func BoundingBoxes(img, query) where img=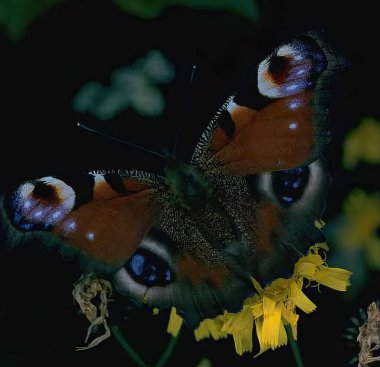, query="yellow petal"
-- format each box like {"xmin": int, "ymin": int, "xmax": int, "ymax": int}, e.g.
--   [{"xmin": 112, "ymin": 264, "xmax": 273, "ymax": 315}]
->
[
  {"xmin": 223, "ymin": 308, "xmax": 252, "ymax": 333},
  {"xmin": 251, "ymin": 303, "xmax": 263, "ymax": 319},
  {"xmin": 262, "ymin": 301, "xmax": 282, "ymax": 348},
  {"xmin": 289, "ymin": 281, "xmax": 316, "ymax": 314},
  {"xmin": 277, "ymin": 322, "xmax": 288, "ymax": 348},
  {"xmin": 243, "ymin": 293, "xmax": 260, "ymax": 307},
  {"xmin": 282, "ymin": 306, "xmax": 299, "ymax": 340},
  {"xmin": 282, "ymin": 306, "xmax": 299, "ymax": 325},
  {"xmin": 294, "ymin": 261, "xmax": 317, "ymax": 278},
  {"xmin": 251, "ymin": 277, "xmax": 265, "ymax": 295},
  {"xmin": 254, "ymin": 317, "xmax": 270, "ymax": 357},
  {"xmin": 167, "ymin": 307, "xmax": 183, "ymax": 337},
  {"xmin": 194, "ymin": 317, "xmax": 227, "ymax": 341},
  {"xmin": 314, "ymin": 219, "xmax": 326, "ymax": 229},
  {"xmin": 262, "ymin": 296, "xmax": 276, "ymax": 316},
  {"xmin": 311, "ymin": 267, "xmax": 353, "ymax": 291},
  {"xmin": 221, "ymin": 308, "xmax": 254, "ymax": 355},
  {"xmin": 231, "ymin": 313, "xmax": 254, "ymax": 355},
  {"xmin": 266, "ymin": 278, "xmax": 290, "ymax": 300},
  {"xmin": 297, "ymin": 253, "xmax": 325, "ymax": 267}
]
